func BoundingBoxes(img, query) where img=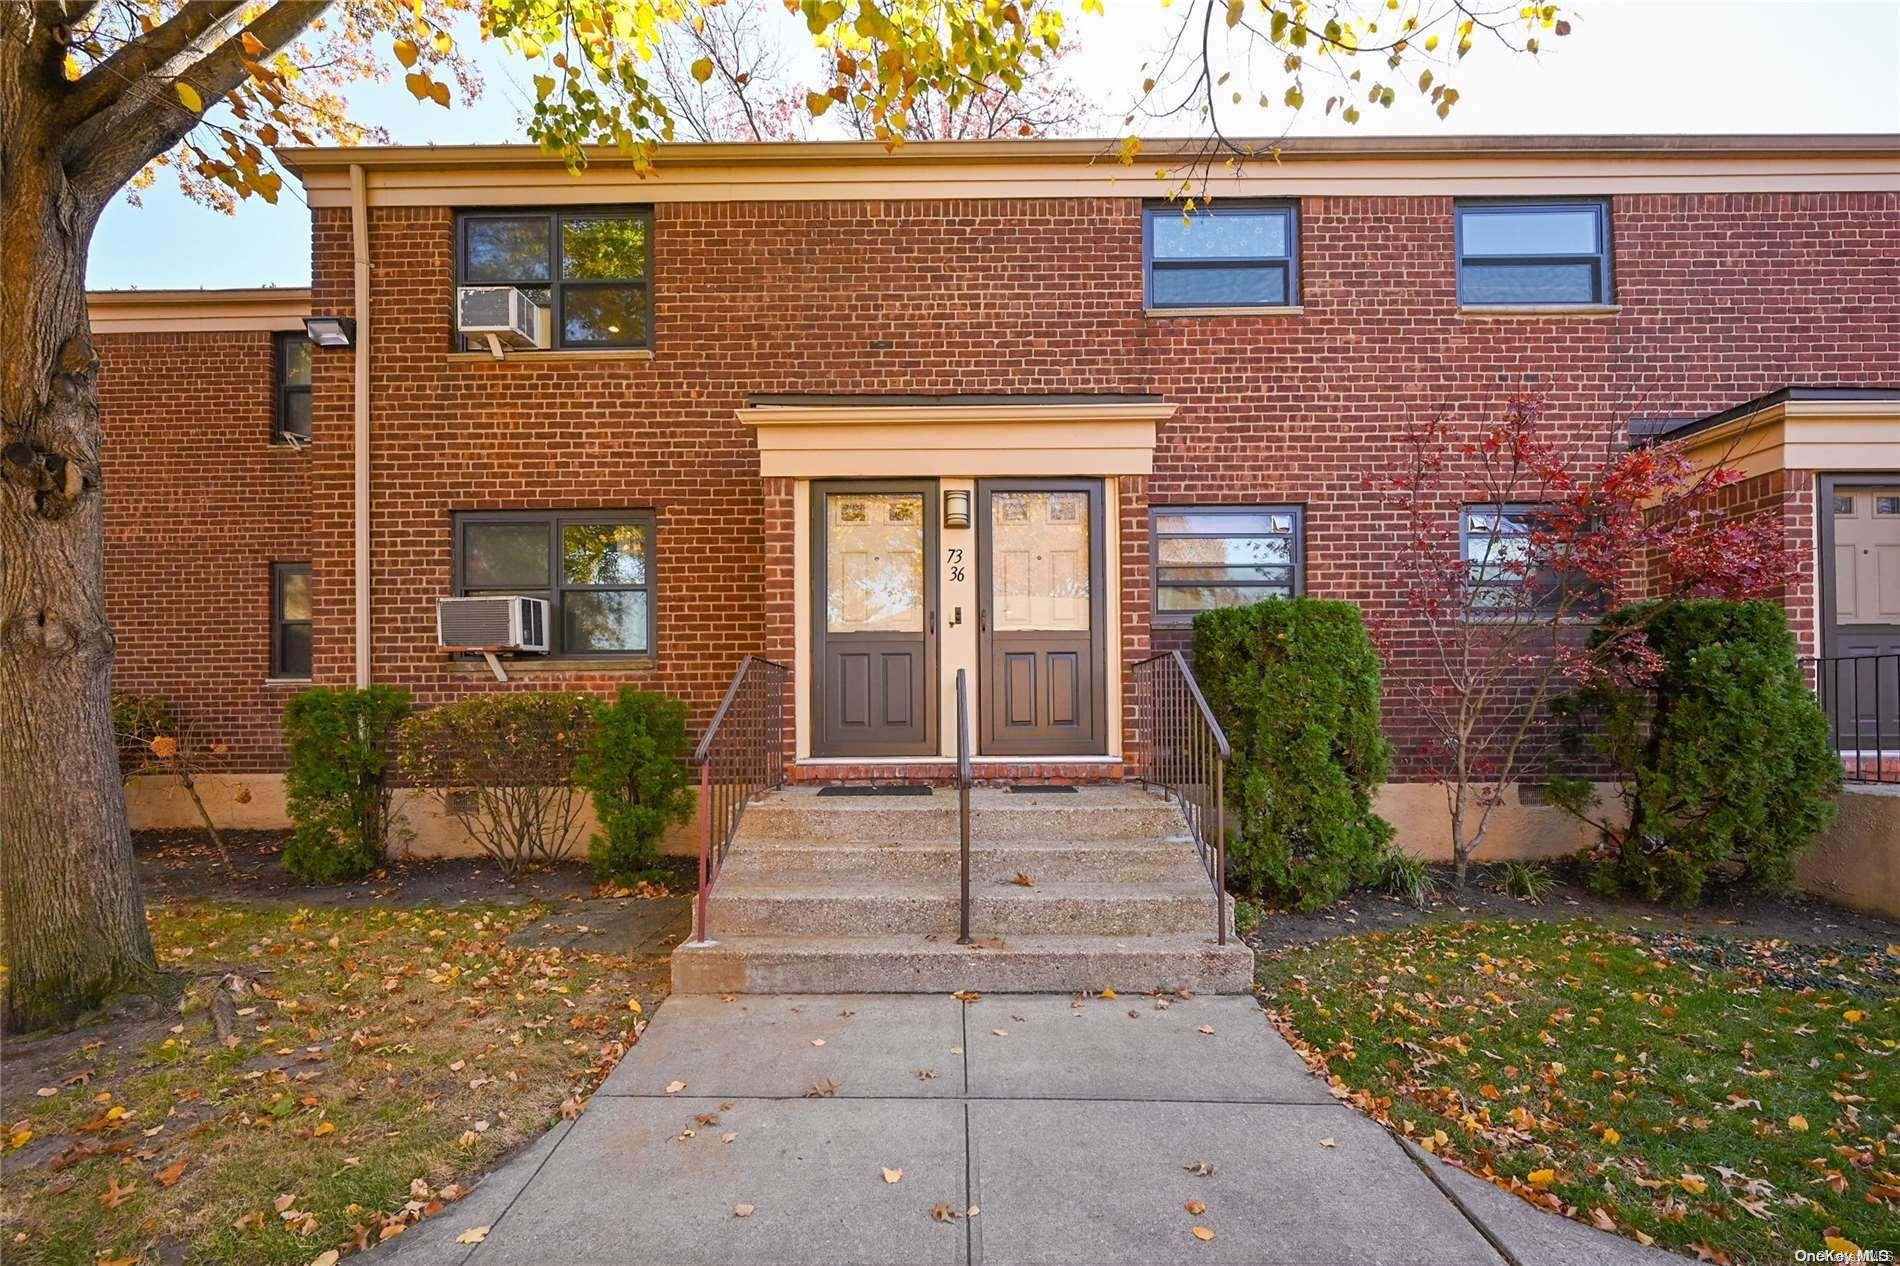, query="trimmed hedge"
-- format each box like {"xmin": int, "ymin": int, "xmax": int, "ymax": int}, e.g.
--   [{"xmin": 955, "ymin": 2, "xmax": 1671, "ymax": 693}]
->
[
  {"xmin": 574, "ymin": 687, "xmax": 696, "ymax": 884},
  {"xmin": 1551, "ymin": 599, "xmax": 1840, "ymax": 905},
  {"xmin": 282, "ymin": 686, "xmax": 413, "ymax": 883},
  {"xmin": 1193, "ymin": 598, "xmax": 1394, "ymax": 910}
]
